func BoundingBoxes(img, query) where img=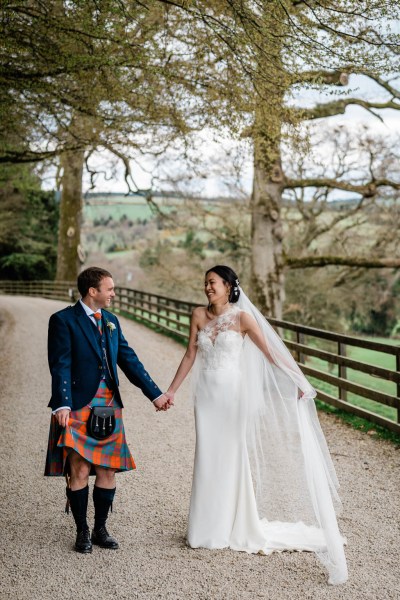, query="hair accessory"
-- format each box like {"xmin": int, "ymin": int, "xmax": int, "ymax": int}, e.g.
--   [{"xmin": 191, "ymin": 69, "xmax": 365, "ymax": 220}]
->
[{"xmin": 233, "ymin": 278, "xmax": 240, "ymax": 295}]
